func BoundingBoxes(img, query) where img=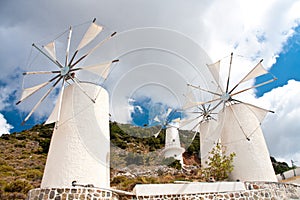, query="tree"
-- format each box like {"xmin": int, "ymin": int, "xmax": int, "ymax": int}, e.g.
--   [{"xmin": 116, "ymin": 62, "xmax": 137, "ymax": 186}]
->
[{"xmin": 202, "ymin": 143, "xmax": 235, "ymax": 181}]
